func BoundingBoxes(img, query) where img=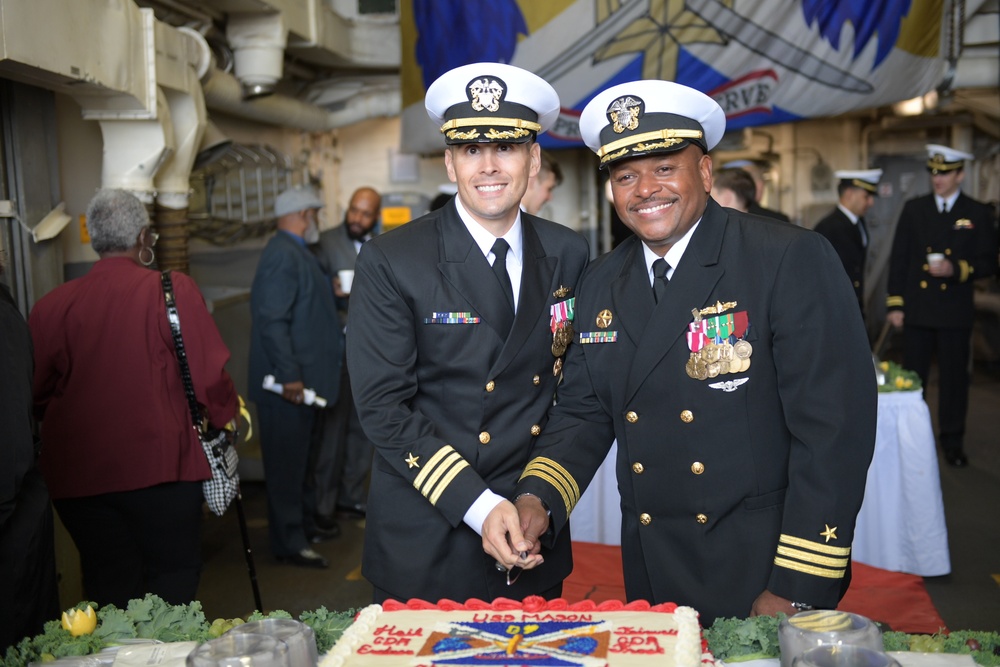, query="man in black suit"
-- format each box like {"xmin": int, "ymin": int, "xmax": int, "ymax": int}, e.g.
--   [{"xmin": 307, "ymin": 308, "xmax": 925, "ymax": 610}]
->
[
  {"xmin": 723, "ymin": 159, "xmax": 791, "ymax": 222},
  {"xmin": 887, "ymin": 144, "xmax": 999, "ymax": 467},
  {"xmin": 508, "ymin": 80, "xmax": 876, "ymax": 625},
  {"xmin": 312, "ymin": 187, "xmax": 381, "ymax": 522},
  {"xmin": 347, "ymin": 62, "xmax": 589, "ymax": 603},
  {"xmin": 814, "ymin": 169, "xmax": 882, "ymax": 312},
  {"xmin": 249, "ymin": 186, "xmax": 343, "ymax": 568}
]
